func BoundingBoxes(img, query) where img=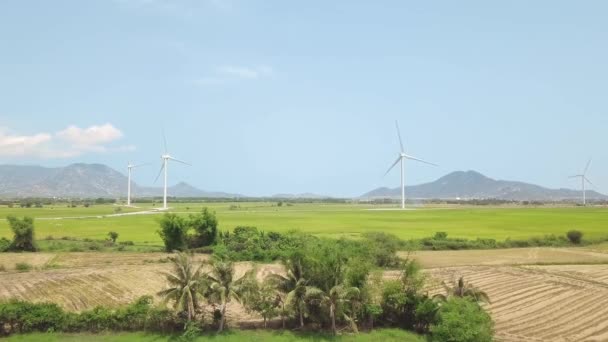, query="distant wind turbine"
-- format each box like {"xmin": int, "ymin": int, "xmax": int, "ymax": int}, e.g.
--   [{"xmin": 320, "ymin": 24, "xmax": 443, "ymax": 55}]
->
[
  {"xmin": 154, "ymin": 133, "xmax": 191, "ymax": 210},
  {"xmin": 569, "ymin": 159, "xmax": 594, "ymax": 206},
  {"xmin": 384, "ymin": 121, "xmax": 437, "ymax": 209},
  {"xmin": 127, "ymin": 162, "xmax": 148, "ymax": 206}
]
